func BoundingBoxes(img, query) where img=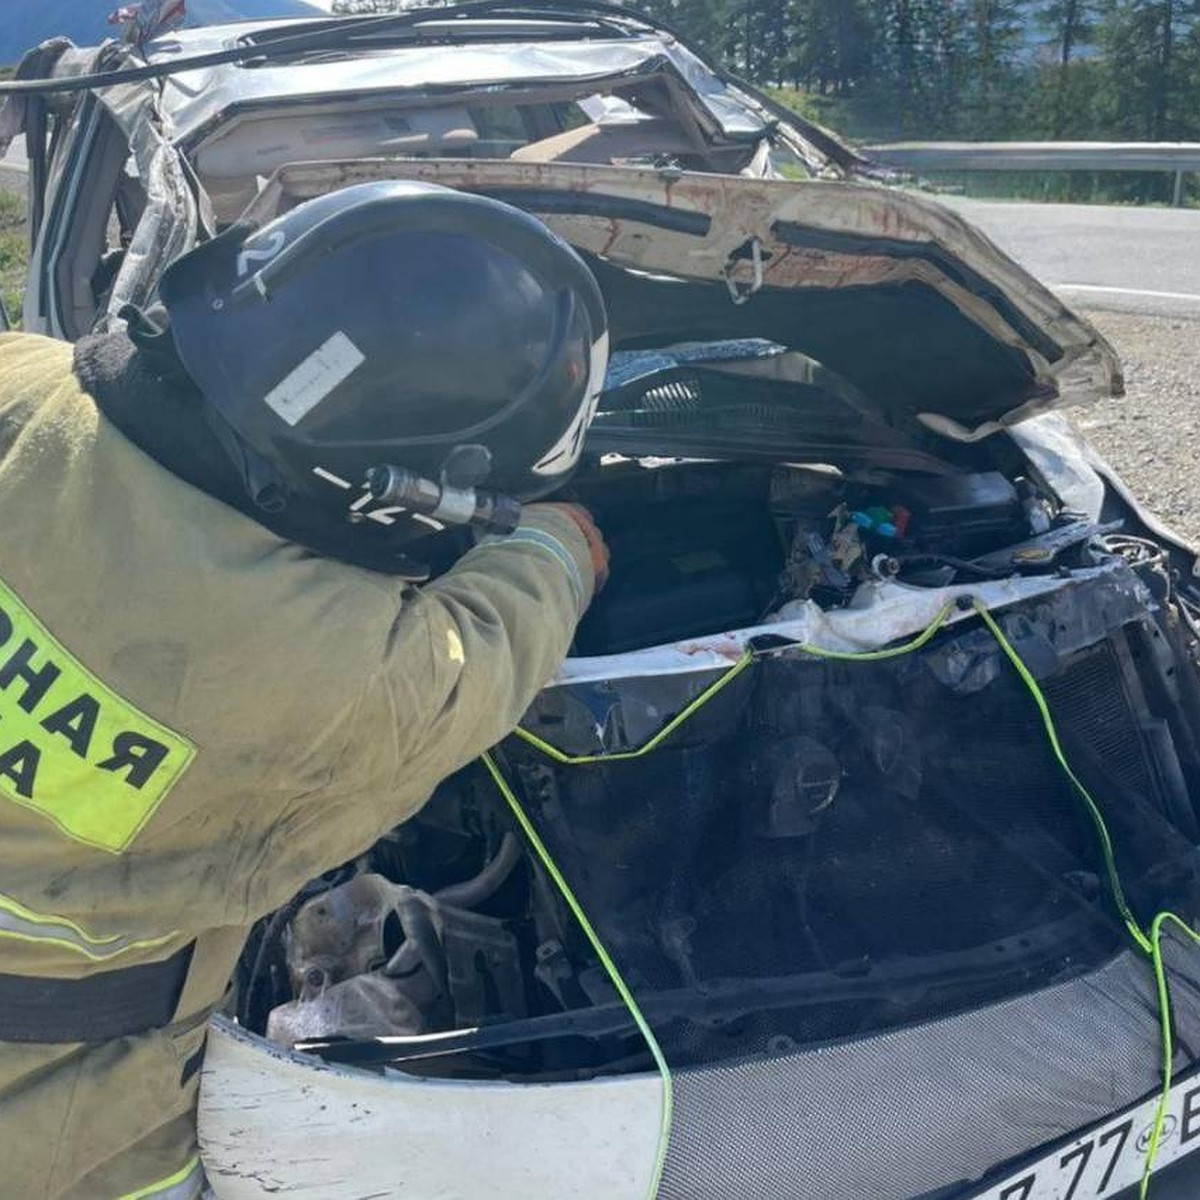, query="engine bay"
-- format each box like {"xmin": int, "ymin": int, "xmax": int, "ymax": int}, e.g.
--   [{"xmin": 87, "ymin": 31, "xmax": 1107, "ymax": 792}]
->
[
  {"xmin": 567, "ymin": 457, "xmax": 1058, "ymax": 656},
  {"xmin": 229, "ymin": 423, "xmax": 1200, "ymax": 1085},
  {"xmin": 218, "ymin": 287, "xmax": 1200, "ymax": 1090}
]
